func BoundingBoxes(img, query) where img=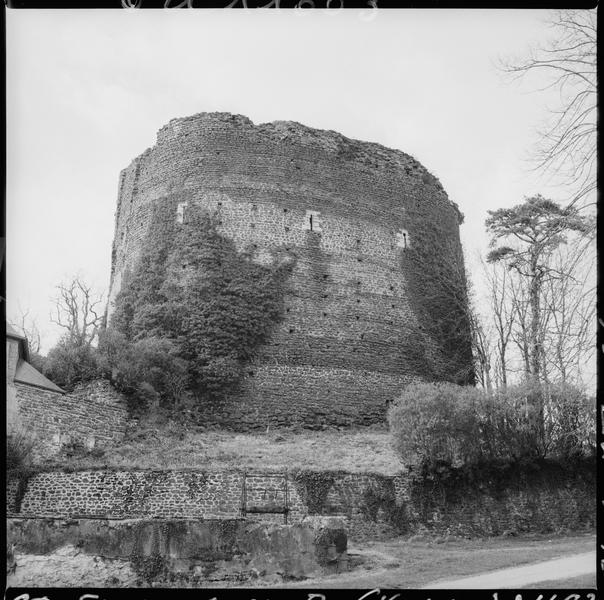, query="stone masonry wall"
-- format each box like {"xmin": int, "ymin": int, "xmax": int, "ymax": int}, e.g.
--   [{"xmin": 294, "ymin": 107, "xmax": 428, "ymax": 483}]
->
[
  {"xmin": 10, "ymin": 462, "xmax": 595, "ymax": 539},
  {"xmin": 107, "ymin": 112, "xmax": 471, "ymax": 428},
  {"xmin": 17, "ymin": 471, "xmax": 242, "ymax": 519},
  {"xmin": 15, "ymin": 380, "xmax": 129, "ymax": 456},
  {"xmin": 198, "ymin": 367, "xmax": 414, "ymax": 430}
]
